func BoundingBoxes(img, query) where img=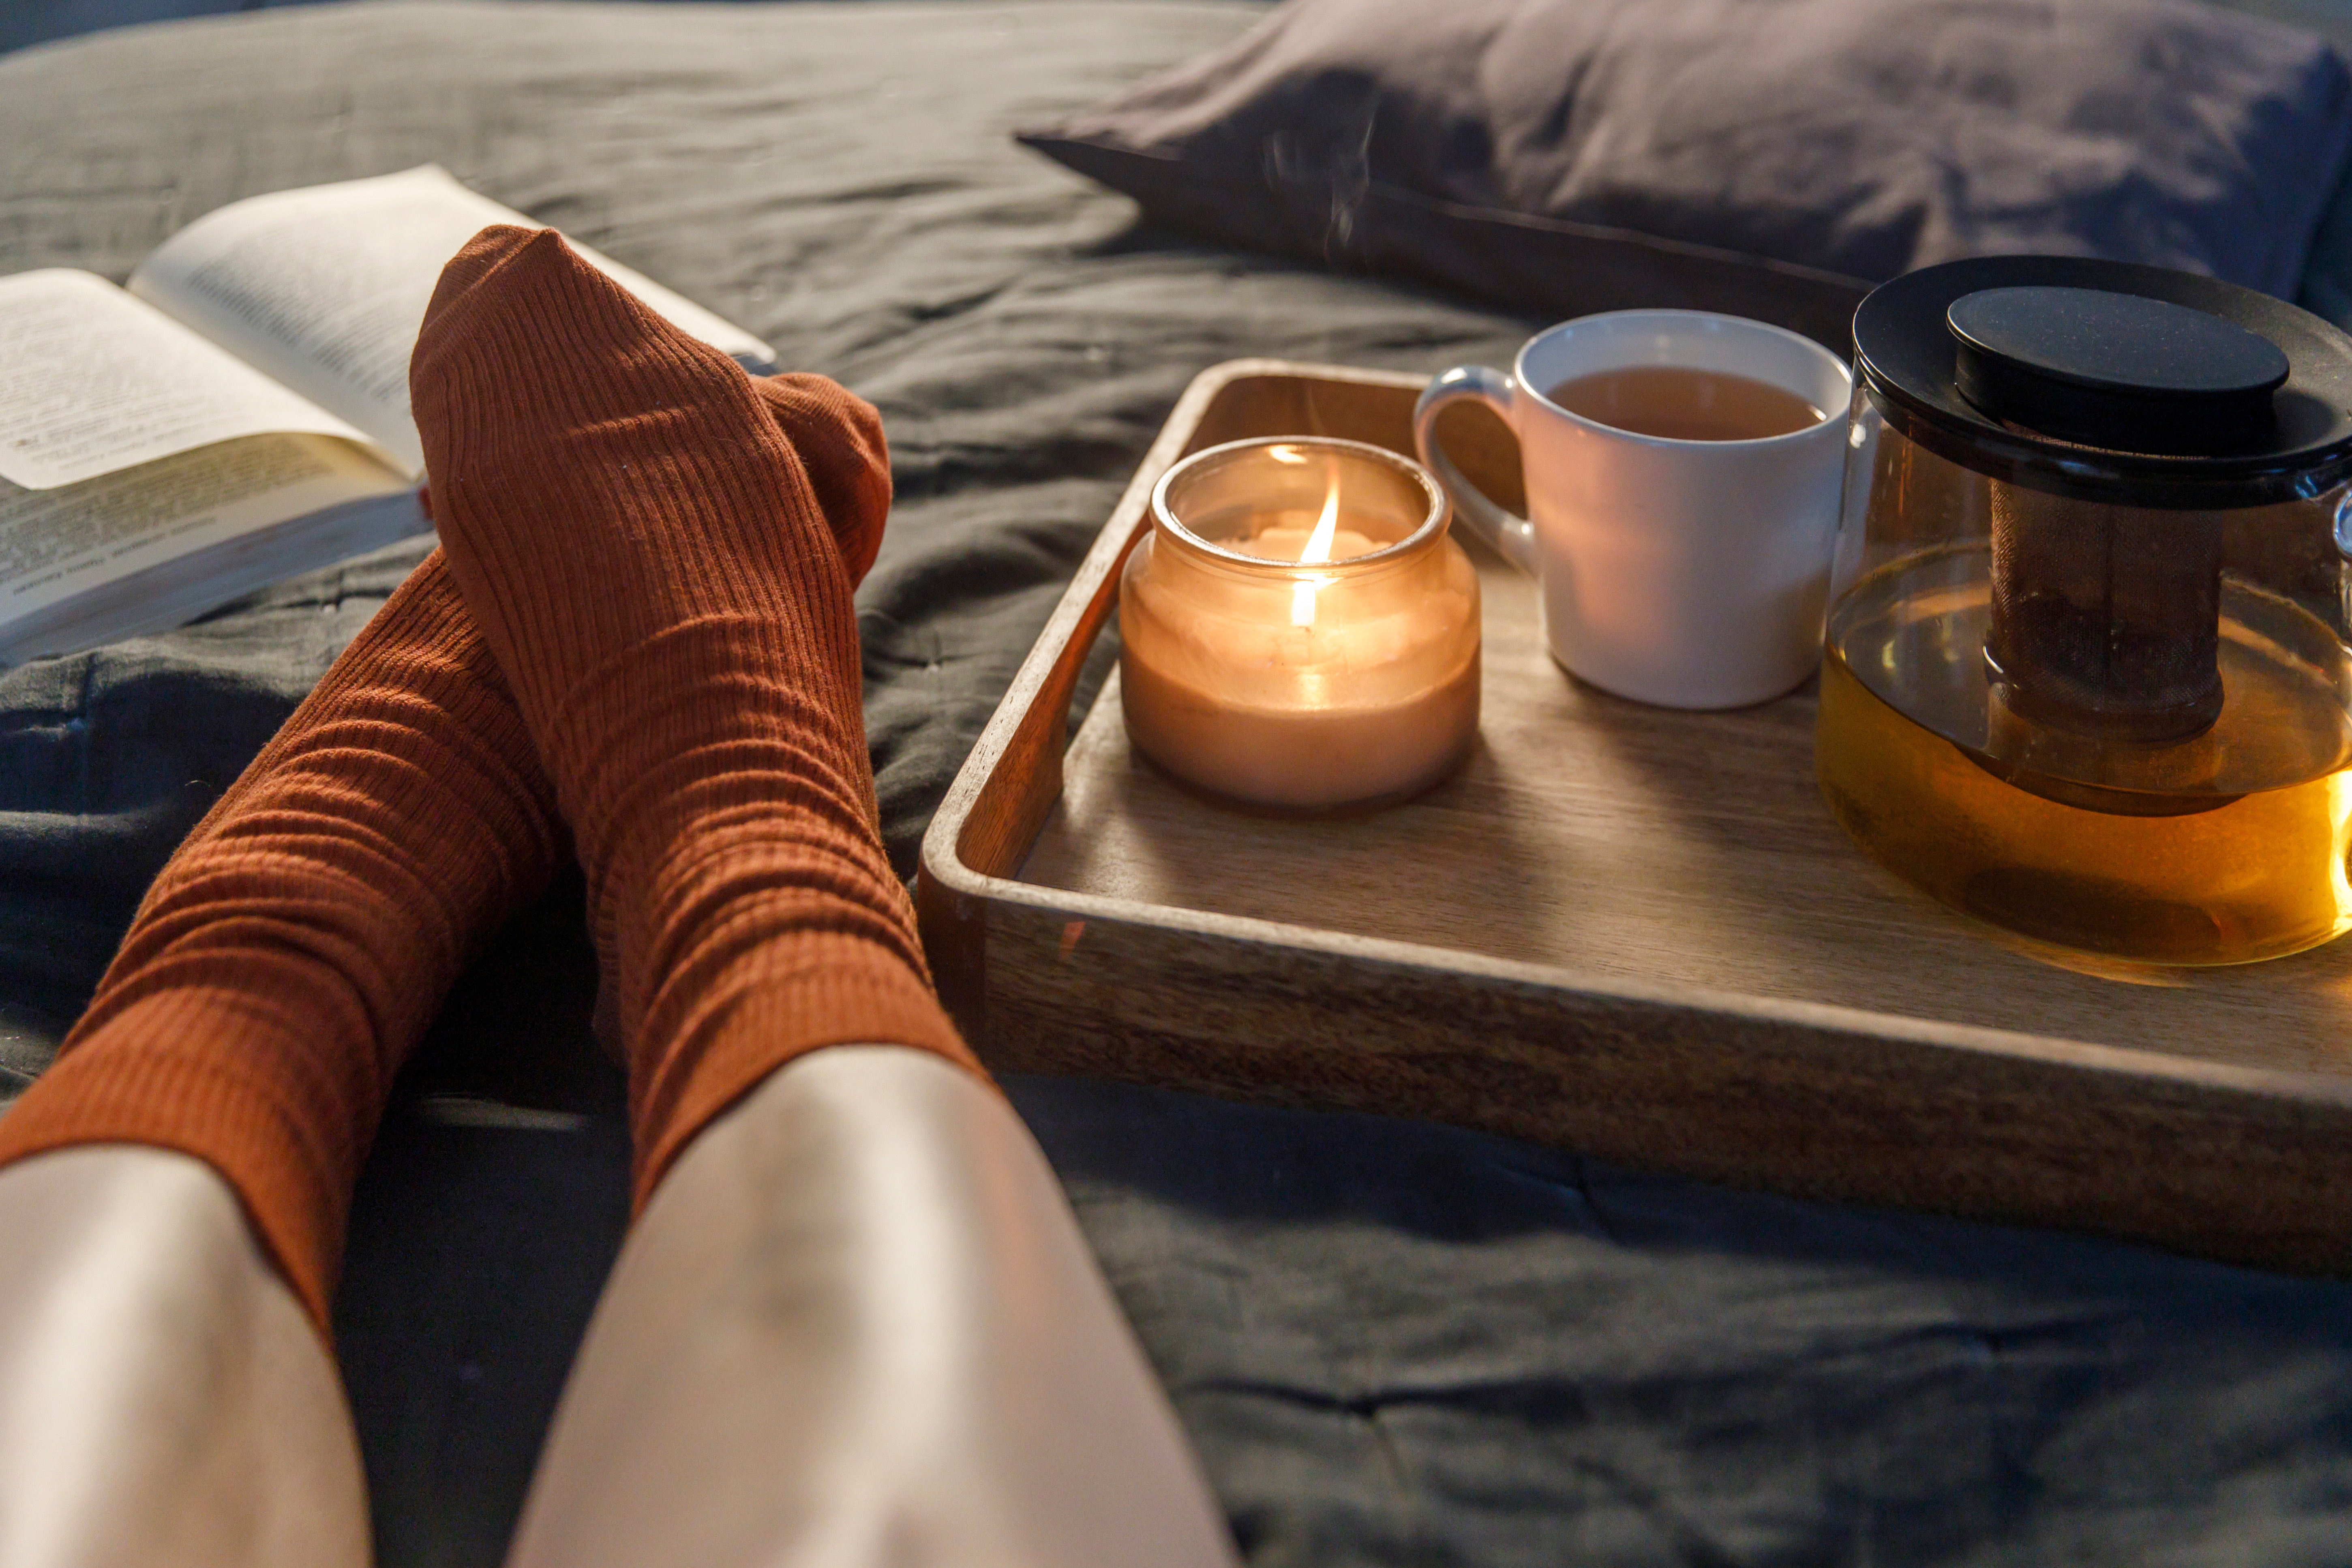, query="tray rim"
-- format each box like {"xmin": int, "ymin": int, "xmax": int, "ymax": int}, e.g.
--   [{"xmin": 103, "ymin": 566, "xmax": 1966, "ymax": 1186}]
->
[{"xmin": 917, "ymin": 355, "xmax": 2352, "ymax": 1120}]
